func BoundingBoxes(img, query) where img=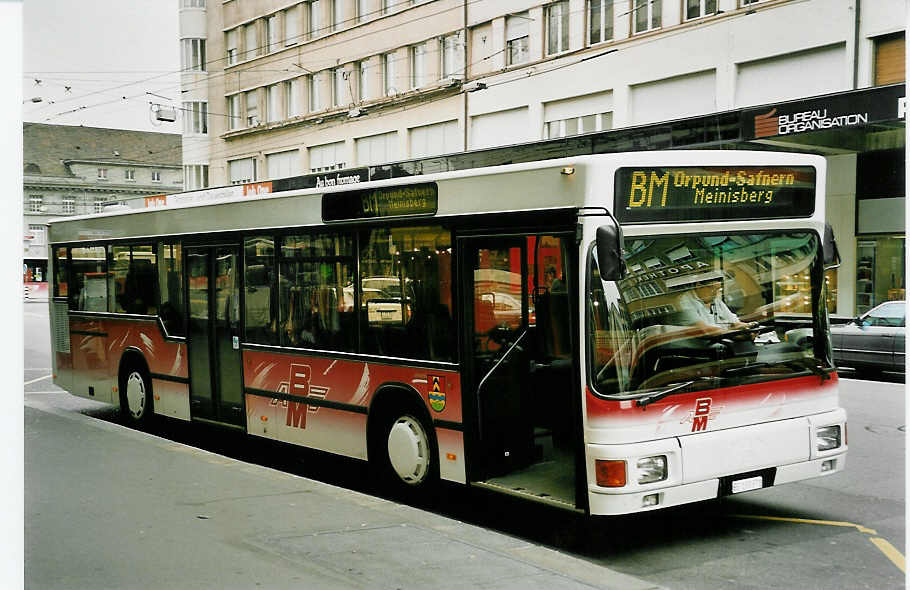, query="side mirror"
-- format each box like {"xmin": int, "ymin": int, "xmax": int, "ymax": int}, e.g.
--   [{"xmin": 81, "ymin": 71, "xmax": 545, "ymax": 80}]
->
[
  {"xmin": 596, "ymin": 220, "xmax": 626, "ymax": 281},
  {"xmin": 823, "ymin": 223, "xmax": 840, "ymax": 268}
]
